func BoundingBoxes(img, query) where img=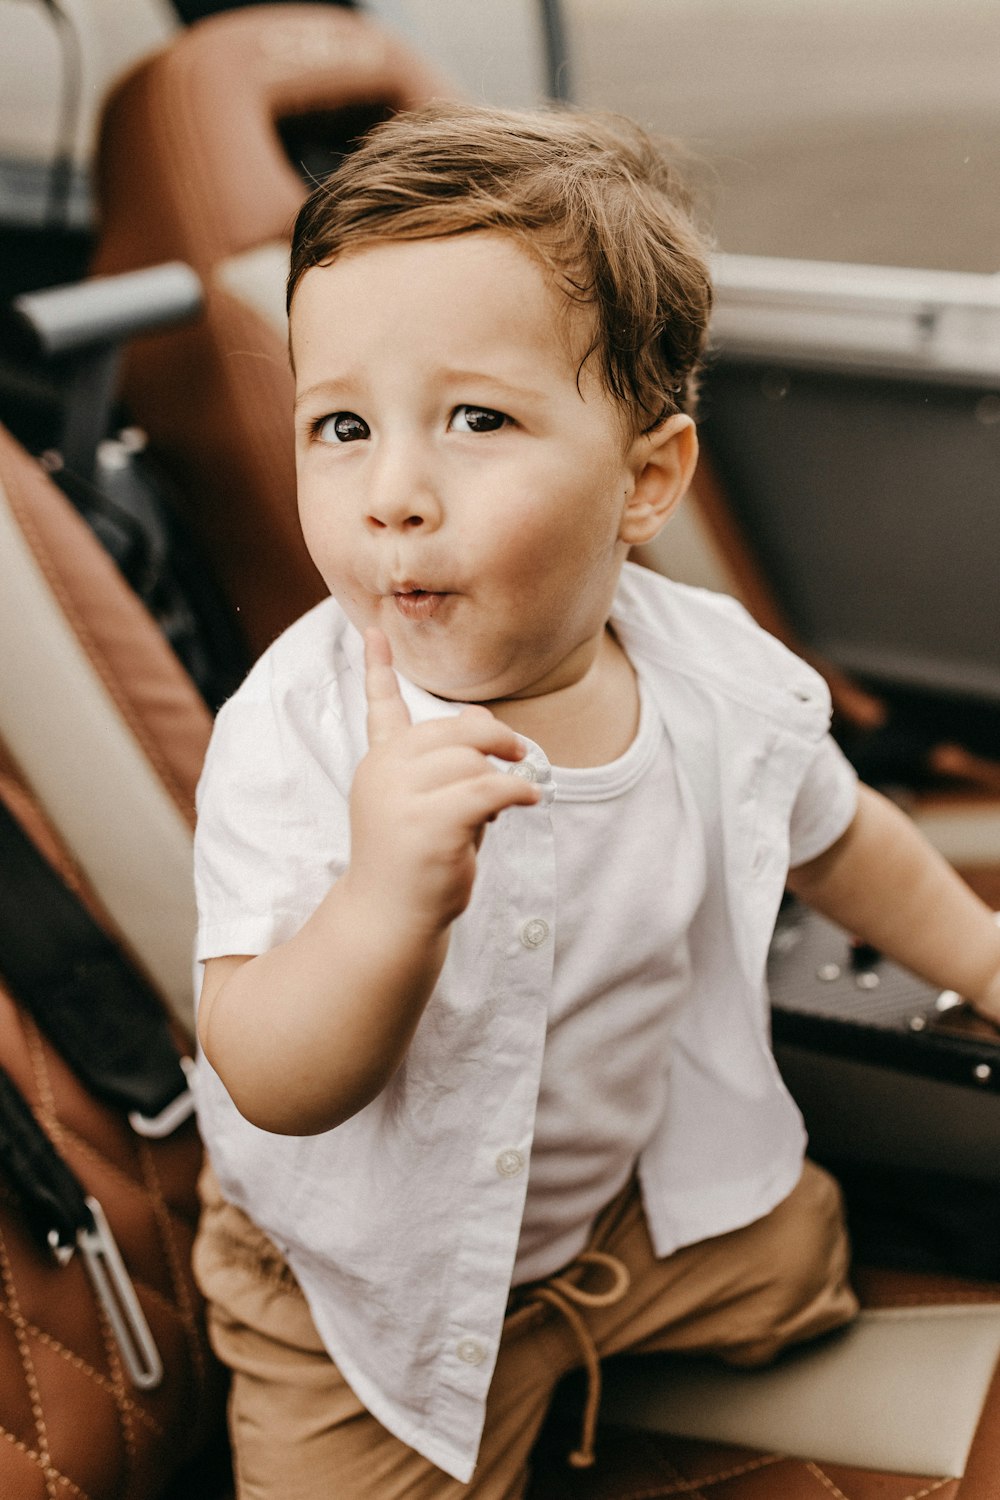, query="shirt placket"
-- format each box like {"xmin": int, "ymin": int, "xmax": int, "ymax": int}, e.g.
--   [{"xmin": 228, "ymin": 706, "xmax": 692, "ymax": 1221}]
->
[{"xmin": 434, "ymin": 744, "xmax": 557, "ymax": 1445}]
